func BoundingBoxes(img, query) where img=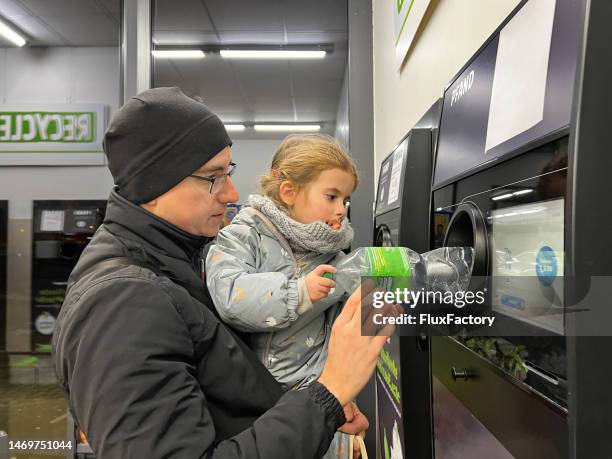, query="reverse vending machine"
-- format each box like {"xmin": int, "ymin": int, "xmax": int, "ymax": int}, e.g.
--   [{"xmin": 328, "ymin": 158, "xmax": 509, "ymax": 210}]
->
[
  {"xmin": 374, "ymin": 101, "xmax": 441, "ymax": 459},
  {"xmin": 430, "ymin": 0, "xmax": 612, "ymax": 457},
  {"xmin": 0, "ymin": 201, "xmax": 7, "ymax": 350},
  {"xmin": 31, "ymin": 201, "xmax": 106, "ymax": 352}
]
